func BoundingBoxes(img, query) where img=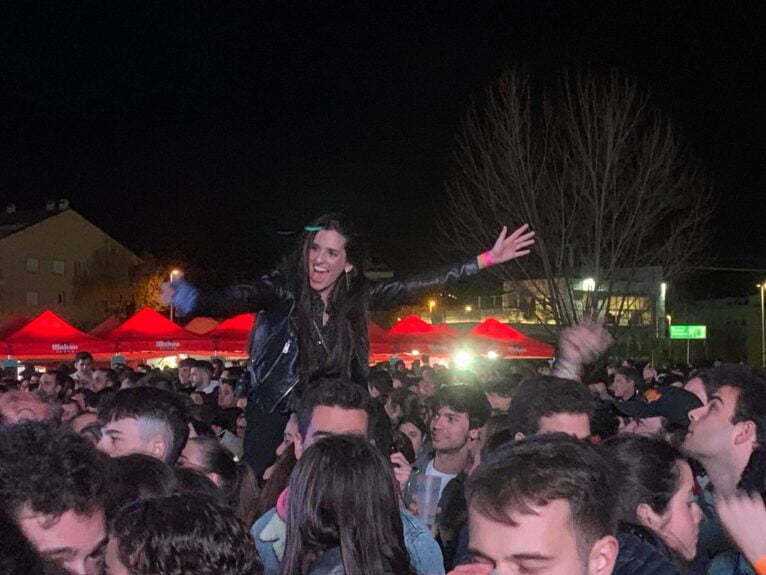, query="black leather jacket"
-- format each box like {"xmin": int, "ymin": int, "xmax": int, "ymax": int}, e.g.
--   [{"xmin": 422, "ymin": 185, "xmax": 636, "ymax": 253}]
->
[{"xmin": 186, "ymin": 257, "xmax": 480, "ymax": 413}]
